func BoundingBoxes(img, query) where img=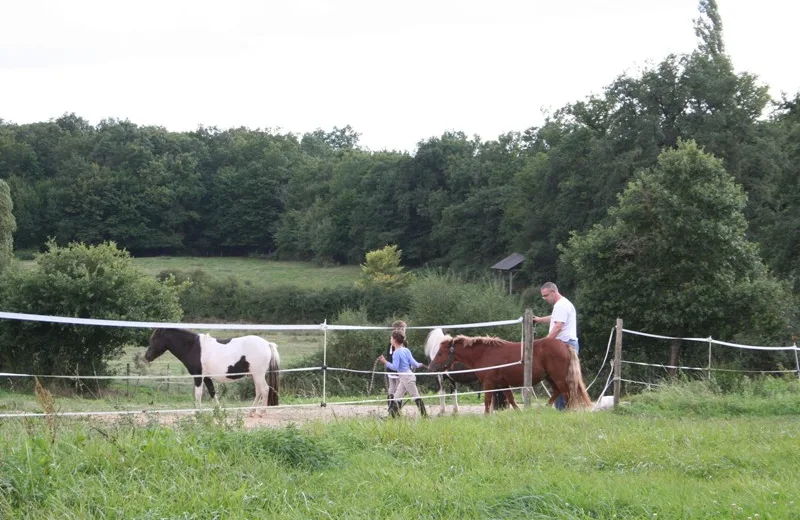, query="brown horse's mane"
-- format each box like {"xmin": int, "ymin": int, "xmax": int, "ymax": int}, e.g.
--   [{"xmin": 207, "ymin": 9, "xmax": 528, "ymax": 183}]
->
[{"xmin": 453, "ymin": 335, "xmax": 517, "ymax": 349}]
